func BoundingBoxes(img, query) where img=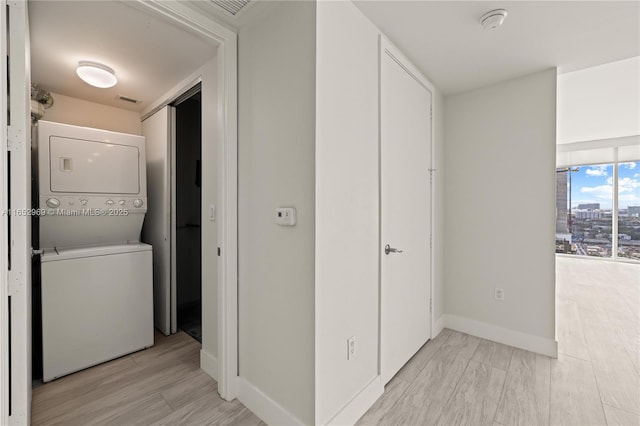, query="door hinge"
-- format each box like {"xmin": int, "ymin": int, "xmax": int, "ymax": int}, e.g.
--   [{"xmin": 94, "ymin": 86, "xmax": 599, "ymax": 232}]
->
[
  {"xmin": 7, "ymin": 125, "xmax": 23, "ymax": 151},
  {"xmin": 7, "ymin": 270, "xmax": 23, "ymax": 296}
]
